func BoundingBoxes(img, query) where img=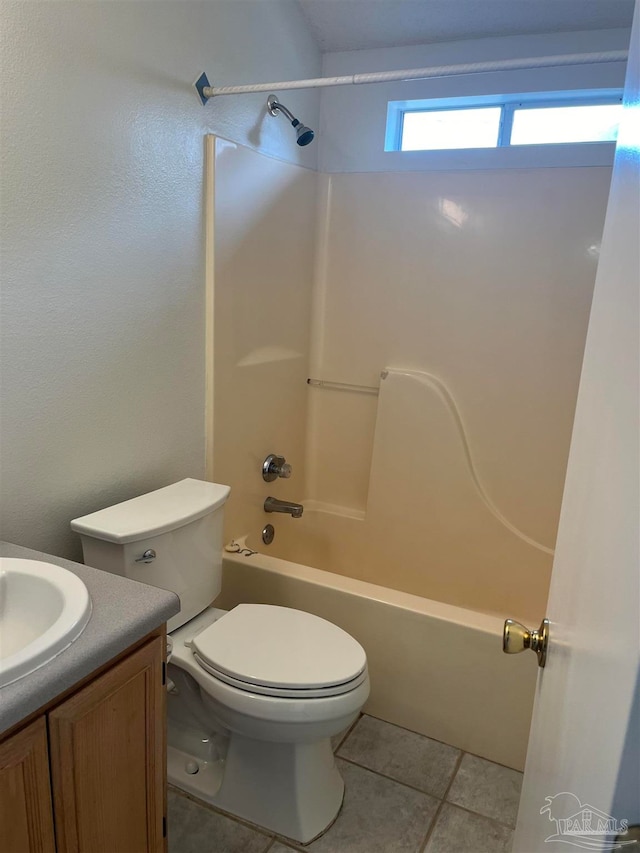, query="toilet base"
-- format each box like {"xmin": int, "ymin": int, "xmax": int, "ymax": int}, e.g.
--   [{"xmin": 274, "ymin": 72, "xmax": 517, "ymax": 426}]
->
[{"xmin": 168, "ymin": 734, "xmax": 345, "ymax": 843}]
